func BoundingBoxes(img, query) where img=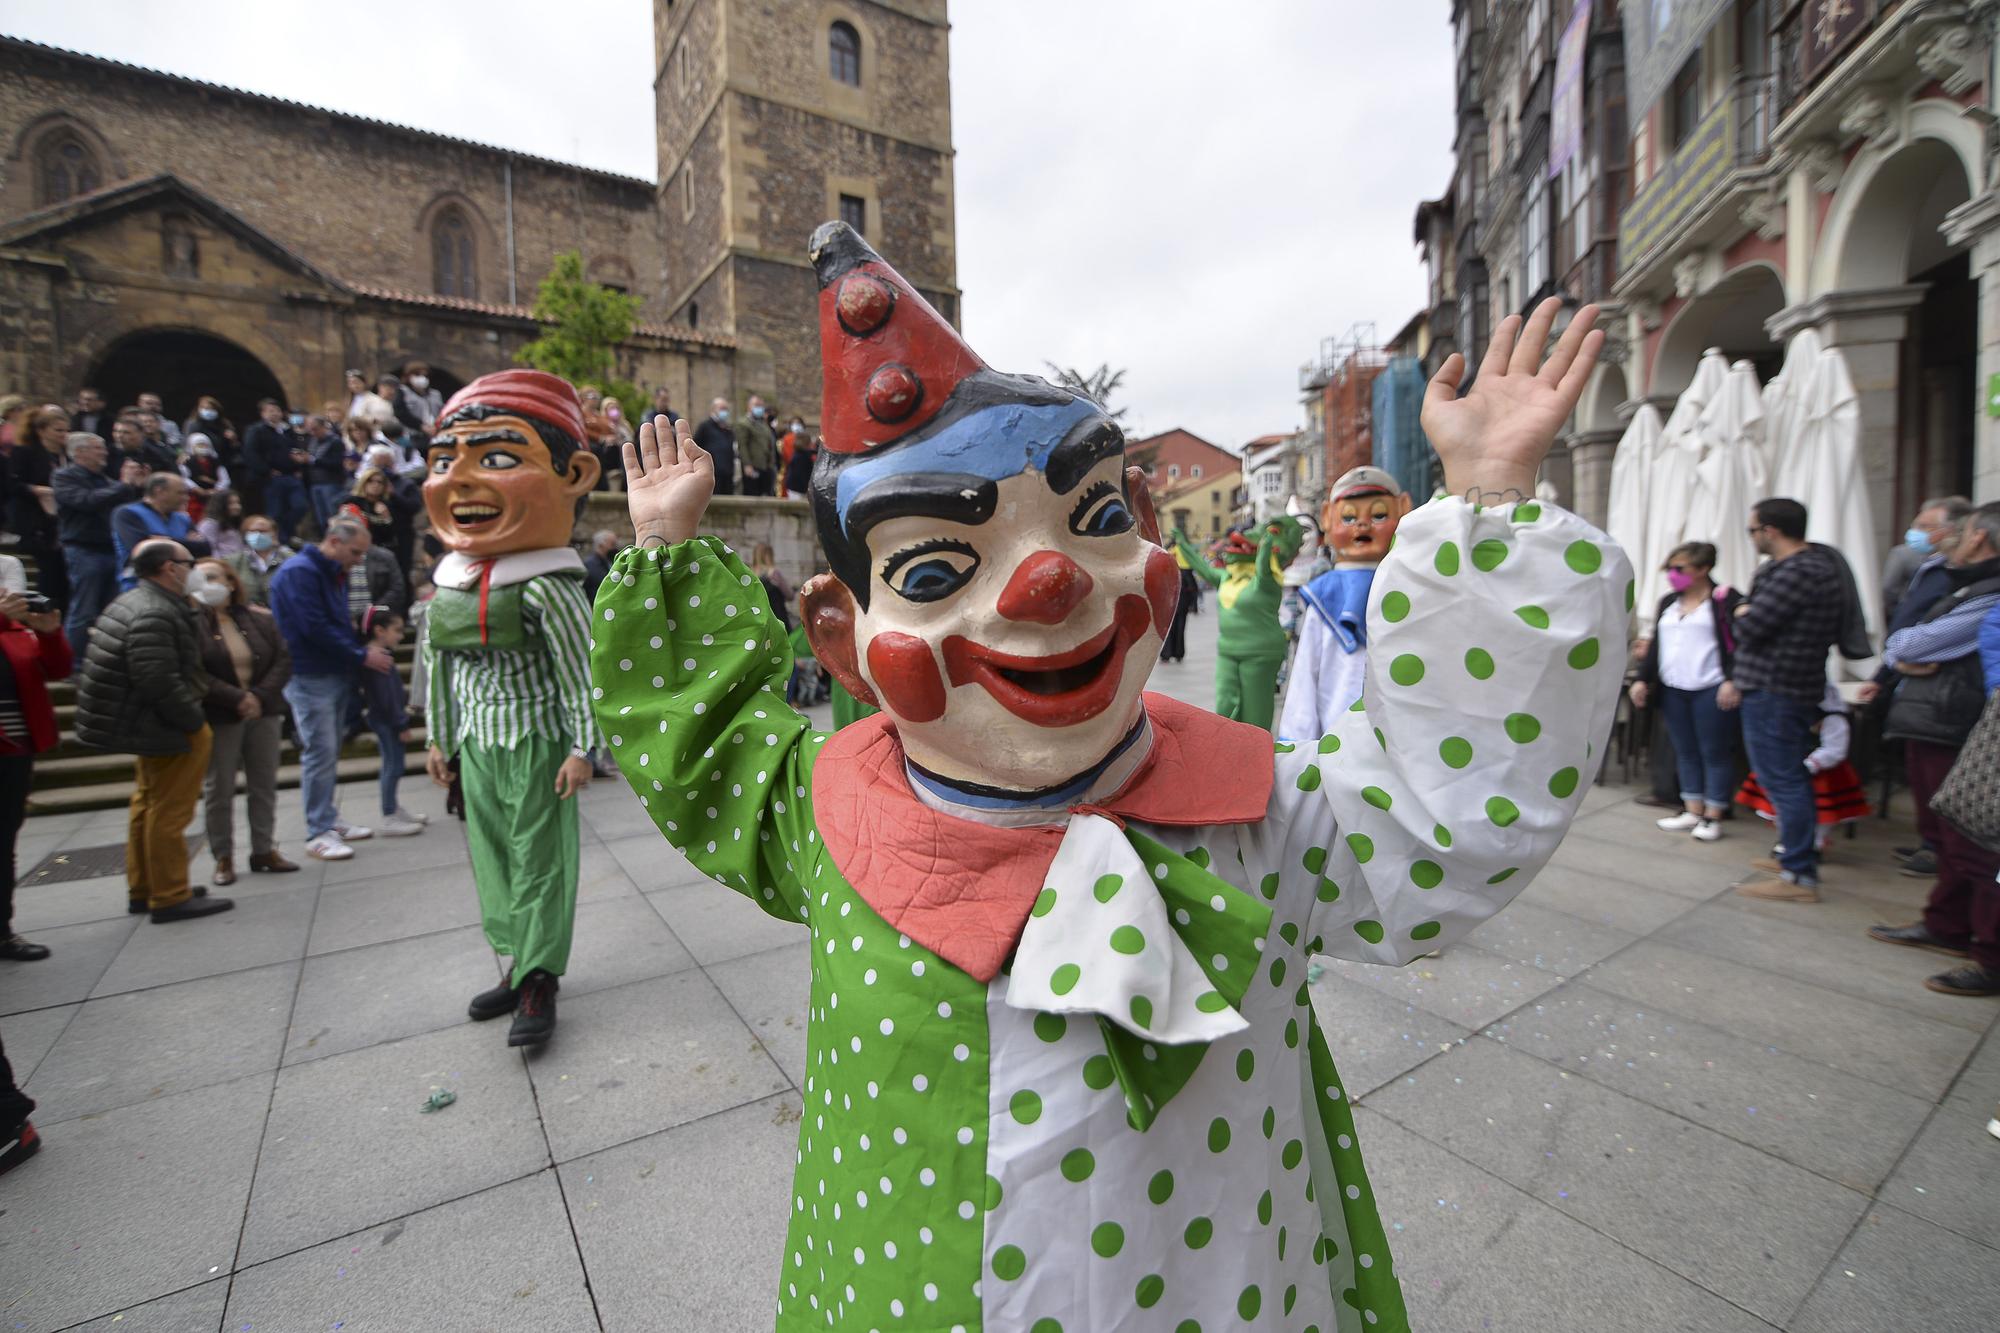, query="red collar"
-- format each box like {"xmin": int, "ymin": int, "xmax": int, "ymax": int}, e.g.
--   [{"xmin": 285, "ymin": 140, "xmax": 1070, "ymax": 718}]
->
[{"xmin": 813, "ymin": 693, "xmax": 1275, "ymax": 982}]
